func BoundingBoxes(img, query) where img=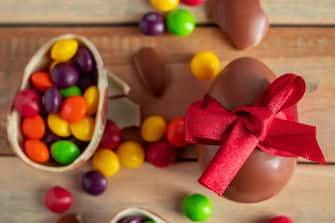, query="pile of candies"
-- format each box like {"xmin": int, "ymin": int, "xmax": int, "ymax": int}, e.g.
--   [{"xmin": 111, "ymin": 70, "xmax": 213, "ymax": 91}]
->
[
  {"xmin": 139, "ymin": 0, "xmax": 206, "ymax": 36},
  {"xmin": 13, "ymin": 38, "xmax": 98, "ymax": 166}
]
